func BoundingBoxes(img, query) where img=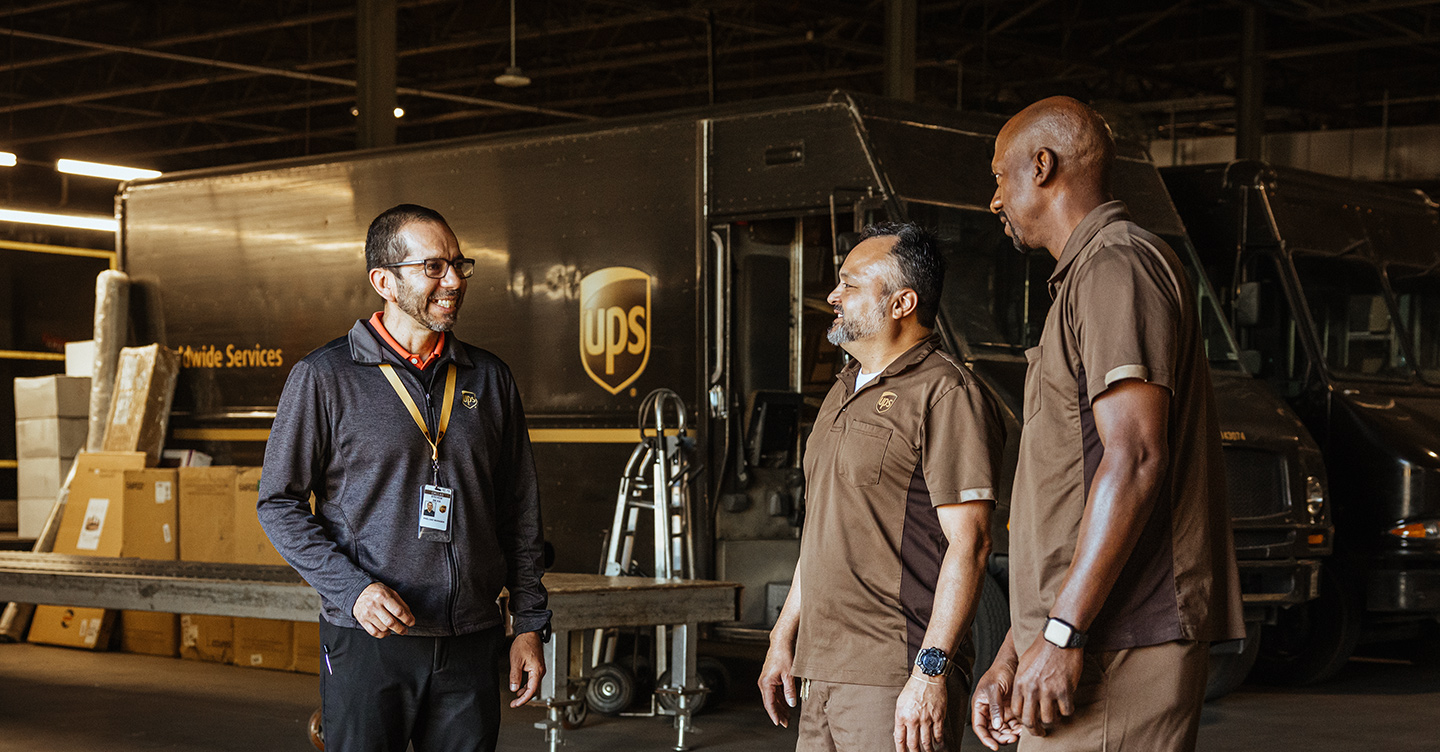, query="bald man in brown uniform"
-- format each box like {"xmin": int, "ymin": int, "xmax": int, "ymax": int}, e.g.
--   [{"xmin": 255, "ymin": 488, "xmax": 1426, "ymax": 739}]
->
[
  {"xmin": 970, "ymin": 98, "xmax": 1244, "ymax": 752},
  {"xmin": 760, "ymin": 223, "xmax": 1004, "ymax": 752}
]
